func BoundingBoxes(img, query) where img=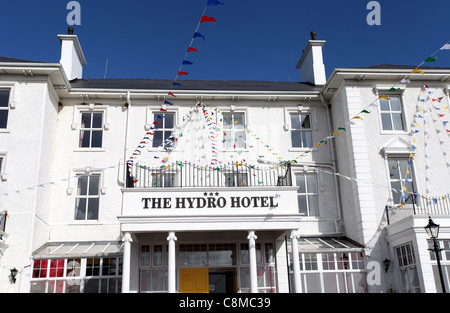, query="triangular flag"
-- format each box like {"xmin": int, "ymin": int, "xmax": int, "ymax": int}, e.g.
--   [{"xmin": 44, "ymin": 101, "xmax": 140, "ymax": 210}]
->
[
  {"xmin": 200, "ymin": 16, "xmax": 216, "ymax": 23},
  {"xmin": 207, "ymin": 0, "xmax": 224, "ymax": 5},
  {"xmin": 411, "ymin": 68, "xmax": 425, "ymax": 74},
  {"xmin": 187, "ymin": 47, "xmax": 198, "ymax": 53},
  {"xmin": 182, "ymin": 60, "xmax": 194, "ymax": 65},
  {"xmin": 440, "ymin": 43, "xmax": 450, "ymax": 50},
  {"xmin": 379, "ymin": 96, "xmax": 391, "ymax": 100},
  {"xmin": 424, "ymin": 56, "xmax": 437, "ymax": 62},
  {"xmin": 338, "ymin": 127, "xmax": 347, "ymax": 132},
  {"xmin": 193, "ymin": 32, "xmax": 206, "ymax": 41},
  {"xmin": 178, "ymin": 71, "xmax": 189, "ymax": 76}
]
